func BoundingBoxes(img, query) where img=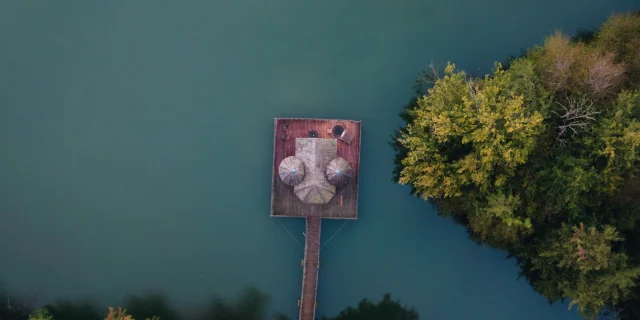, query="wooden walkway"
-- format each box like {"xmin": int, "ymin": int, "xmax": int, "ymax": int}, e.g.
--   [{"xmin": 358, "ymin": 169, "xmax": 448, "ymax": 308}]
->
[{"xmin": 299, "ymin": 215, "xmax": 321, "ymax": 320}]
